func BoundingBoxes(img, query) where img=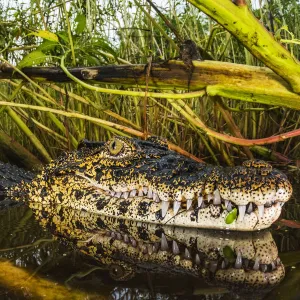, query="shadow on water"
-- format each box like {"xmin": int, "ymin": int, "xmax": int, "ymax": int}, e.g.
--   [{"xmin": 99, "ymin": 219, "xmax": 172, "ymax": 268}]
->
[{"xmin": 0, "ymin": 172, "xmax": 299, "ymax": 300}]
